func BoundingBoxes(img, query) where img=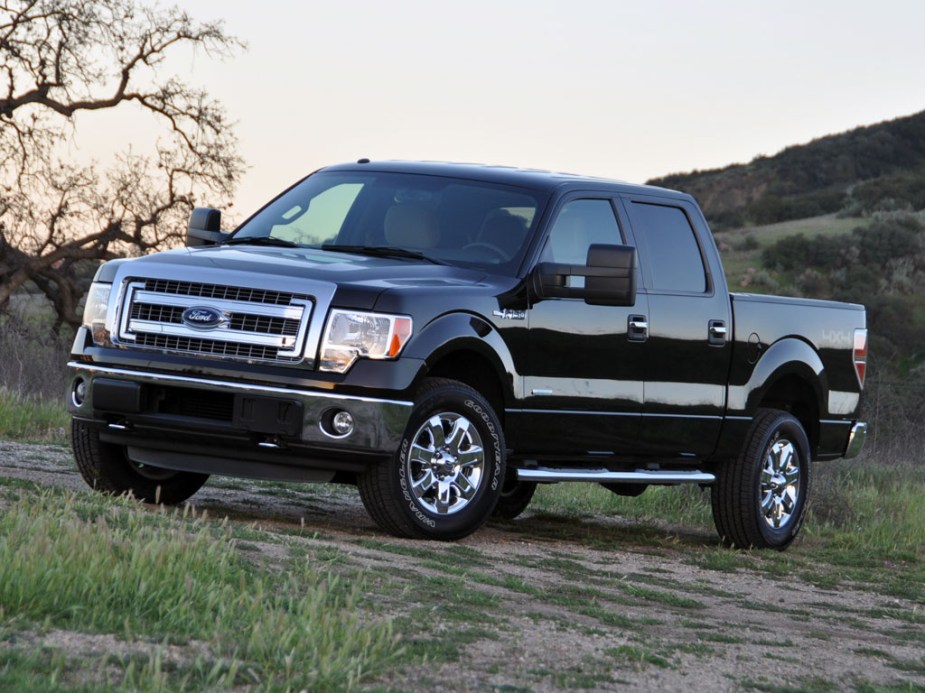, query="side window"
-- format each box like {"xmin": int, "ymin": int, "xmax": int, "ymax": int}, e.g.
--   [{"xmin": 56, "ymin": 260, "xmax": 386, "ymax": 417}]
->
[
  {"xmin": 627, "ymin": 202, "xmax": 707, "ymax": 293},
  {"xmin": 540, "ymin": 199, "xmax": 622, "ymax": 265}
]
